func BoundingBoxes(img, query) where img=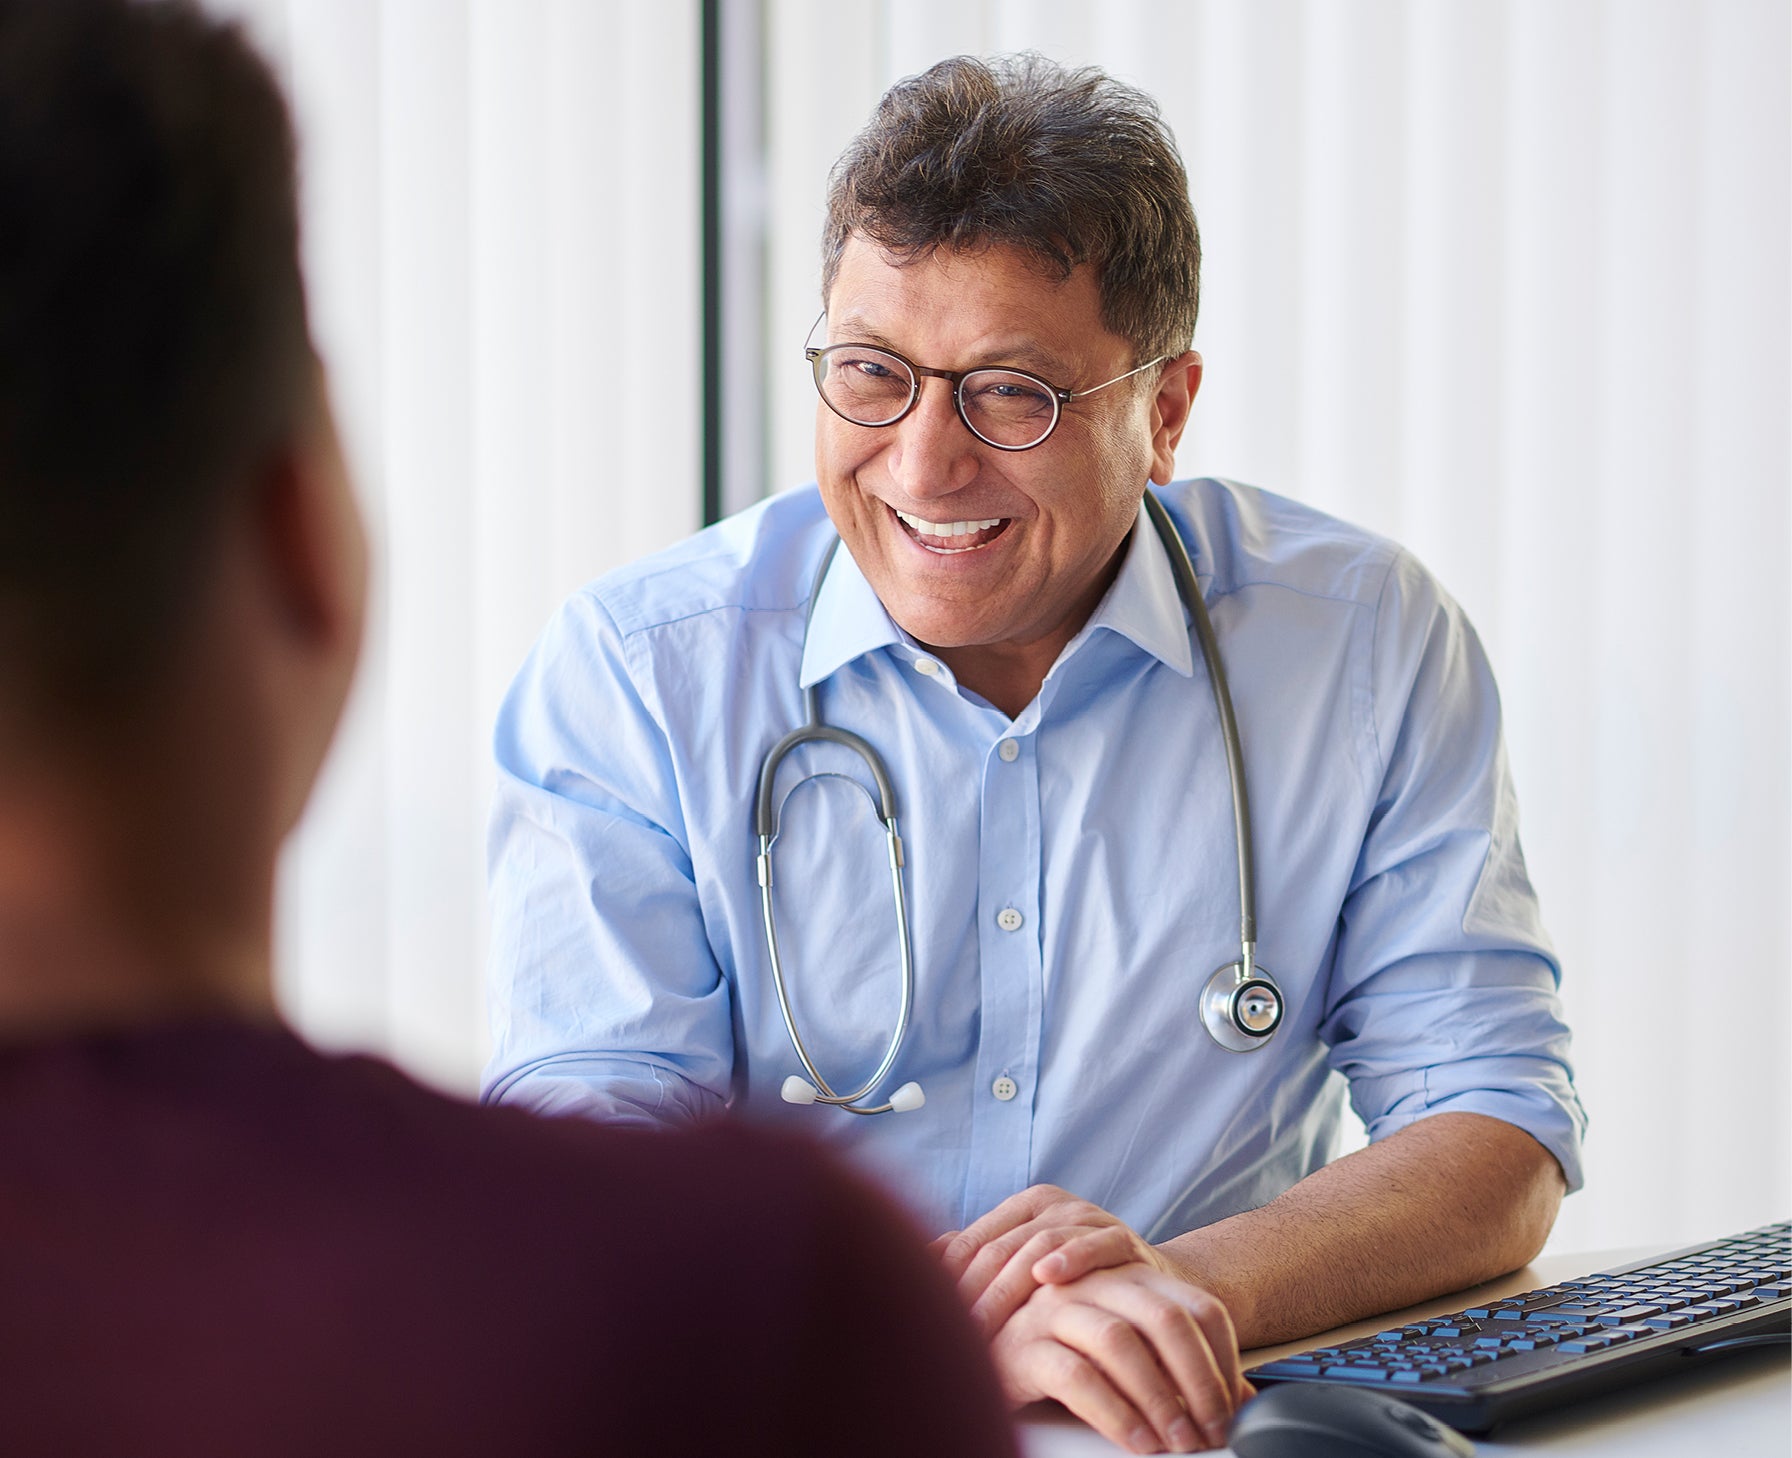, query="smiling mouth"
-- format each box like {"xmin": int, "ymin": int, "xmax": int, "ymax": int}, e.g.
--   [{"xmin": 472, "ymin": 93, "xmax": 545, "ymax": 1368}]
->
[{"xmin": 893, "ymin": 508, "xmax": 1011, "ymax": 554}]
